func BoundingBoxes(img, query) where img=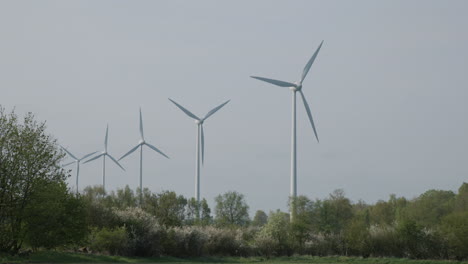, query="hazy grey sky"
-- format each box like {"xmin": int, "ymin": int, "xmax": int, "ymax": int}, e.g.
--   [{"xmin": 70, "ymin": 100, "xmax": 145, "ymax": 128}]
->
[{"xmin": 1, "ymin": 1, "xmax": 467, "ymax": 214}]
